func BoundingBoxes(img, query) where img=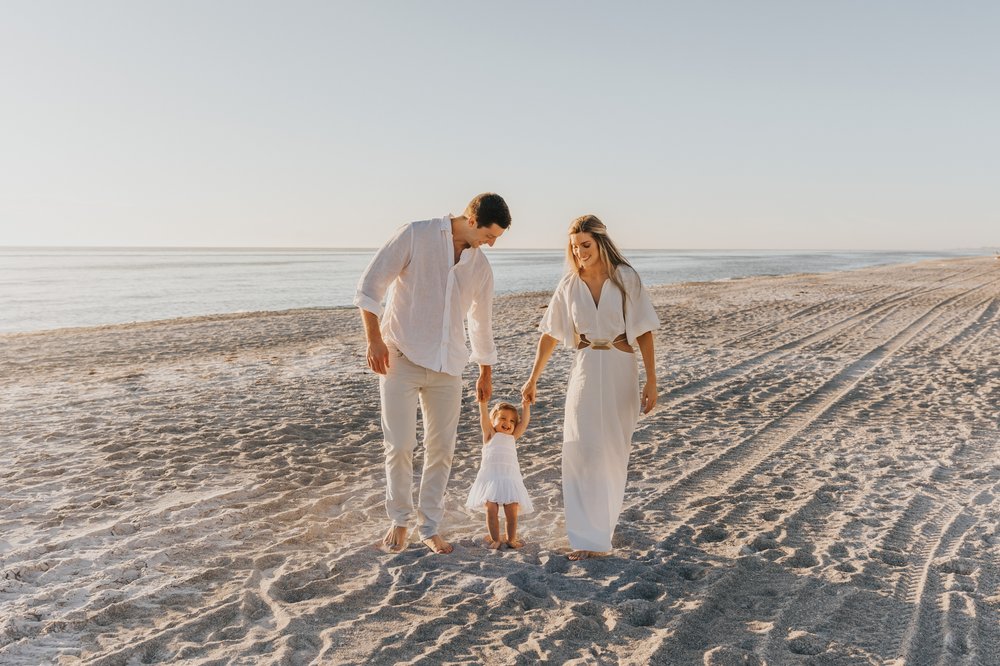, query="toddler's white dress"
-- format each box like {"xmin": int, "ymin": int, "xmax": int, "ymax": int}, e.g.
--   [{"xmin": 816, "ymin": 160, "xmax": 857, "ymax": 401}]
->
[{"xmin": 465, "ymin": 433, "xmax": 534, "ymax": 513}]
